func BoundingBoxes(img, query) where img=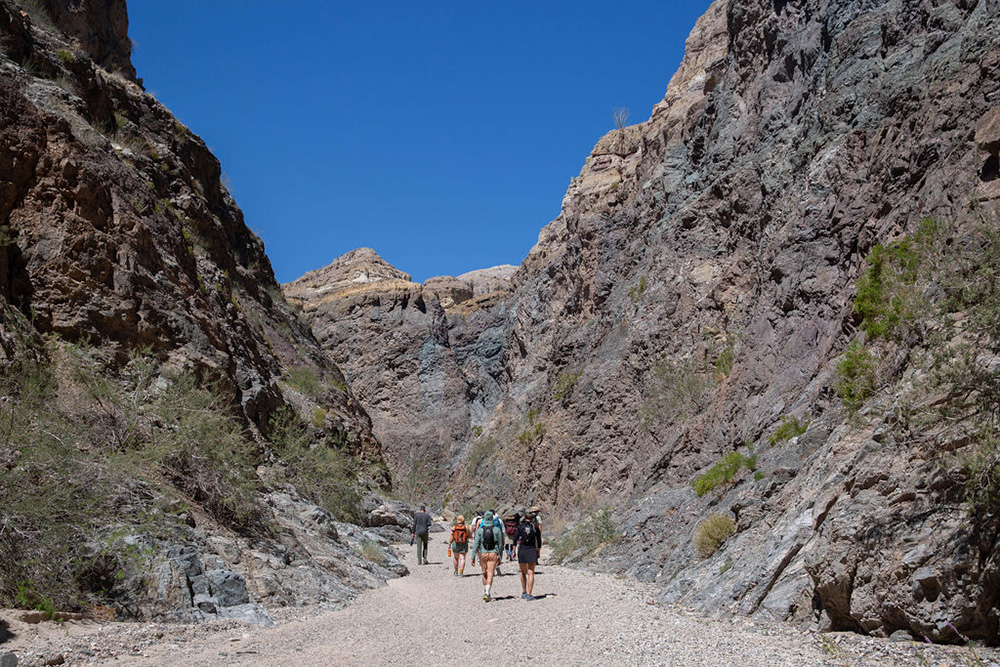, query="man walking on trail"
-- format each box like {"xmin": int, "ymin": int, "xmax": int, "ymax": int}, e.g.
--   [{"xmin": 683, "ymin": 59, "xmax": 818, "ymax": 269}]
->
[
  {"xmin": 470, "ymin": 510, "xmax": 503, "ymax": 601},
  {"xmin": 517, "ymin": 510, "xmax": 542, "ymax": 600},
  {"xmin": 412, "ymin": 505, "xmax": 432, "ymax": 565}
]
